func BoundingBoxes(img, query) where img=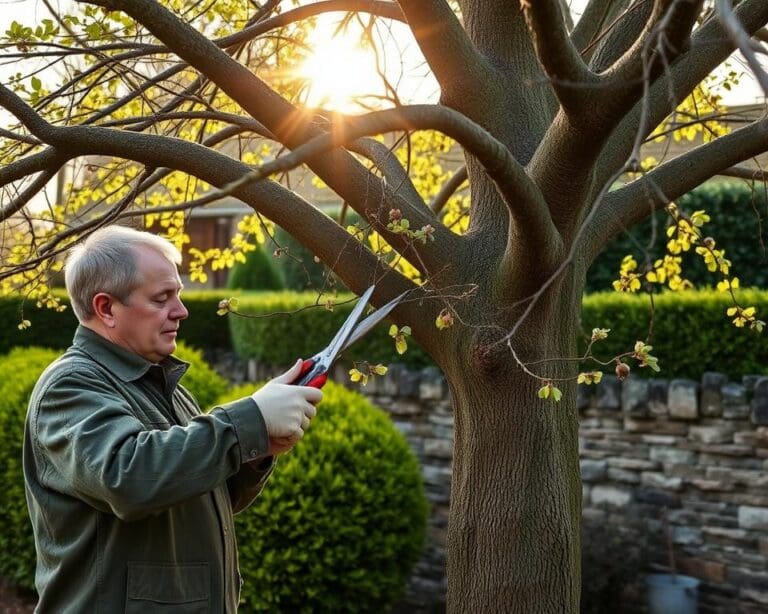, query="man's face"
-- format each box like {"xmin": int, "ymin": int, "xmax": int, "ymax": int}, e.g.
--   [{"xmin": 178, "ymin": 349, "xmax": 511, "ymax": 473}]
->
[{"xmin": 110, "ymin": 245, "xmax": 189, "ymax": 363}]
